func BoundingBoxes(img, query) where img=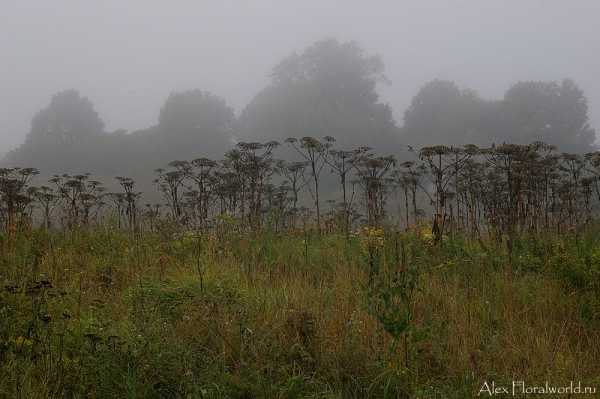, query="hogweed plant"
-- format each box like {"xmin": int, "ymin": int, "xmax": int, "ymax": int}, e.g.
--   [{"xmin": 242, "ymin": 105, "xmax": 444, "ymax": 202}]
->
[
  {"xmin": 0, "ymin": 167, "xmax": 39, "ymax": 235},
  {"xmin": 286, "ymin": 136, "xmax": 333, "ymax": 232}
]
